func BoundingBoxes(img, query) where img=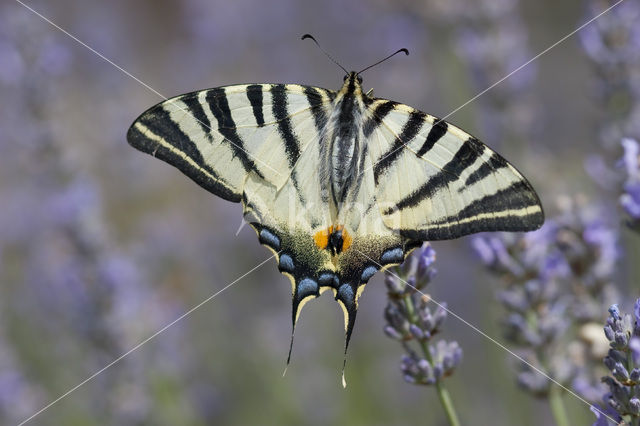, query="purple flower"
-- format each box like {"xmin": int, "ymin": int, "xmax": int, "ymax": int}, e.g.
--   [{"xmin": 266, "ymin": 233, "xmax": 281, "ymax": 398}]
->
[
  {"xmin": 473, "ymin": 199, "xmax": 619, "ymax": 399},
  {"xmin": 590, "ymin": 403, "xmax": 622, "ymax": 426},
  {"xmin": 608, "ymin": 304, "xmax": 621, "ymax": 321},
  {"xmin": 579, "ymin": 0, "xmax": 640, "ymax": 232},
  {"xmin": 579, "ymin": 0, "xmax": 640, "ymax": 68},
  {"xmin": 594, "ymin": 300, "xmax": 640, "ymax": 424},
  {"xmin": 579, "ymin": 0, "xmax": 640, "ymax": 124},
  {"xmin": 621, "ymin": 138, "xmax": 640, "ymax": 178},
  {"xmin": 621, "ymin": 183, "xmax": 640, "ymax": 219},
  {"xmin": 384, "ymin": 244, "xmax": 463, "ymax": 386}
]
